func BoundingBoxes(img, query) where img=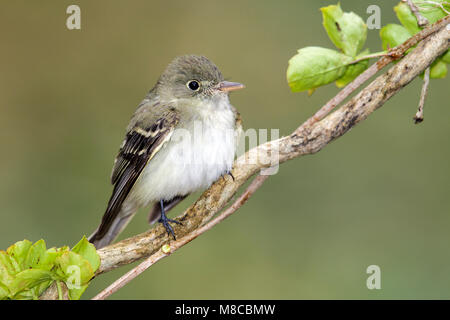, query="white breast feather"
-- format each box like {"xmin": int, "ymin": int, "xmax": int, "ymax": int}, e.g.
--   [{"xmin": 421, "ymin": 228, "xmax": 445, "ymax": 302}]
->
[{"xmin": 126, "ymin": 97, "xmax": 237, "ymax": 209}]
